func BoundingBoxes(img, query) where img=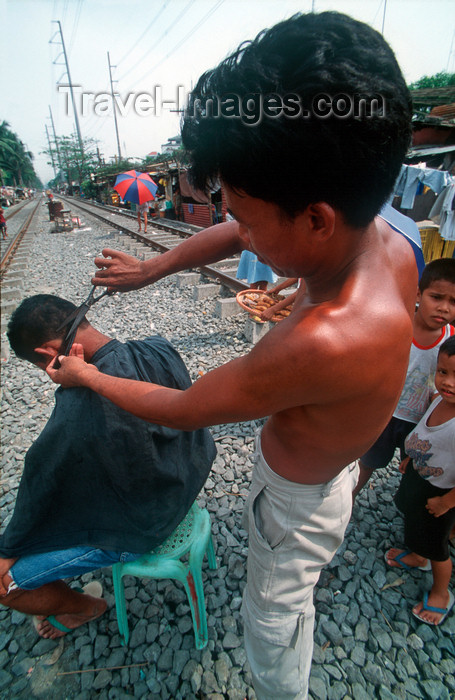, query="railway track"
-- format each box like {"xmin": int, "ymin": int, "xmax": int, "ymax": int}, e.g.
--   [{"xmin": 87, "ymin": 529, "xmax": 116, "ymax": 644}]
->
[
  {"xmin": 0, "ymin": 198, "xmax": 41, "ymax": 274},
  {"xmin": 60, "ymin": 195, "xmax": 251, "ymax": 294}
]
